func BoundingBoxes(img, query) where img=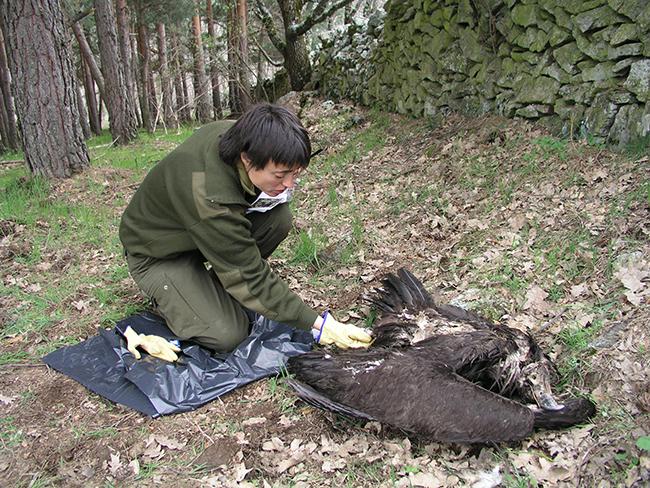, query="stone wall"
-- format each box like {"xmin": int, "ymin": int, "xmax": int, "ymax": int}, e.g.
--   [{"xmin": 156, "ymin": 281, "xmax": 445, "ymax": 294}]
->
[{"xmin": 312, "ymin": 0, "xmax": 650, "ymax": 146}]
